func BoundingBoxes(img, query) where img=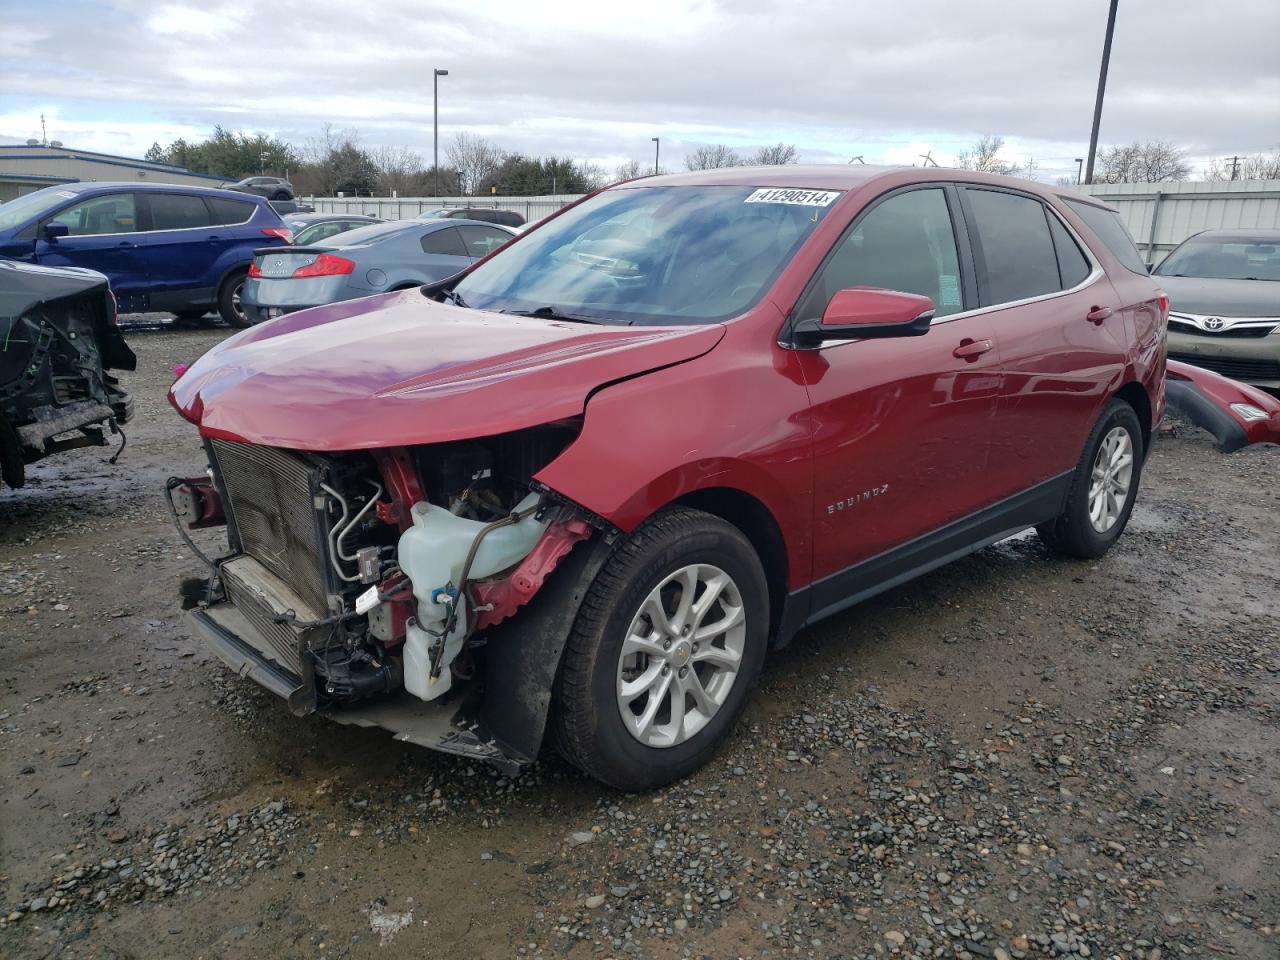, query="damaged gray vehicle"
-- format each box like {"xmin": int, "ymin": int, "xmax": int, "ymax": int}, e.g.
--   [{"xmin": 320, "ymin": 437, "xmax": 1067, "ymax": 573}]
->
[{"xmin": 1, "ymin": 261, "xmax": 135, "ymax": 489}]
